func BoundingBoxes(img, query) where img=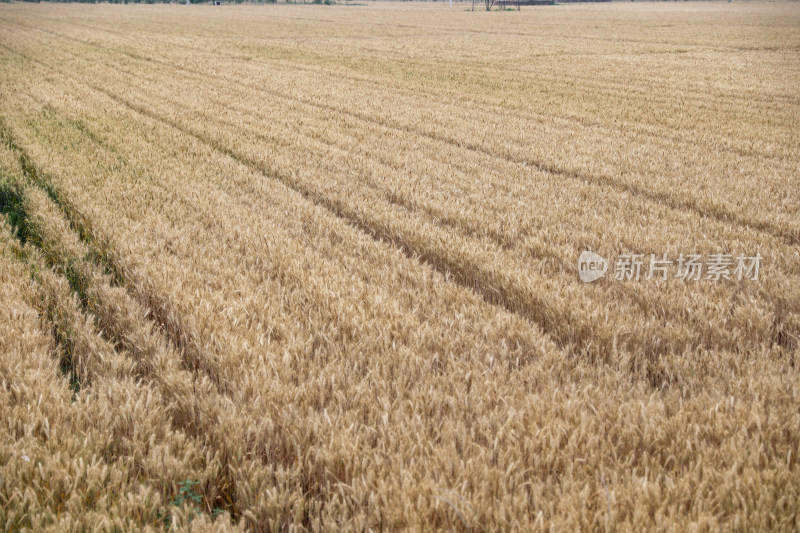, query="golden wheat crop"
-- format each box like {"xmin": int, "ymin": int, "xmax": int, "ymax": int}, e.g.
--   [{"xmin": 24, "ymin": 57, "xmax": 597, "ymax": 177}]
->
[{"xmin": 0, "ymin": 1, "xmax": 798, "ymax": 531}]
